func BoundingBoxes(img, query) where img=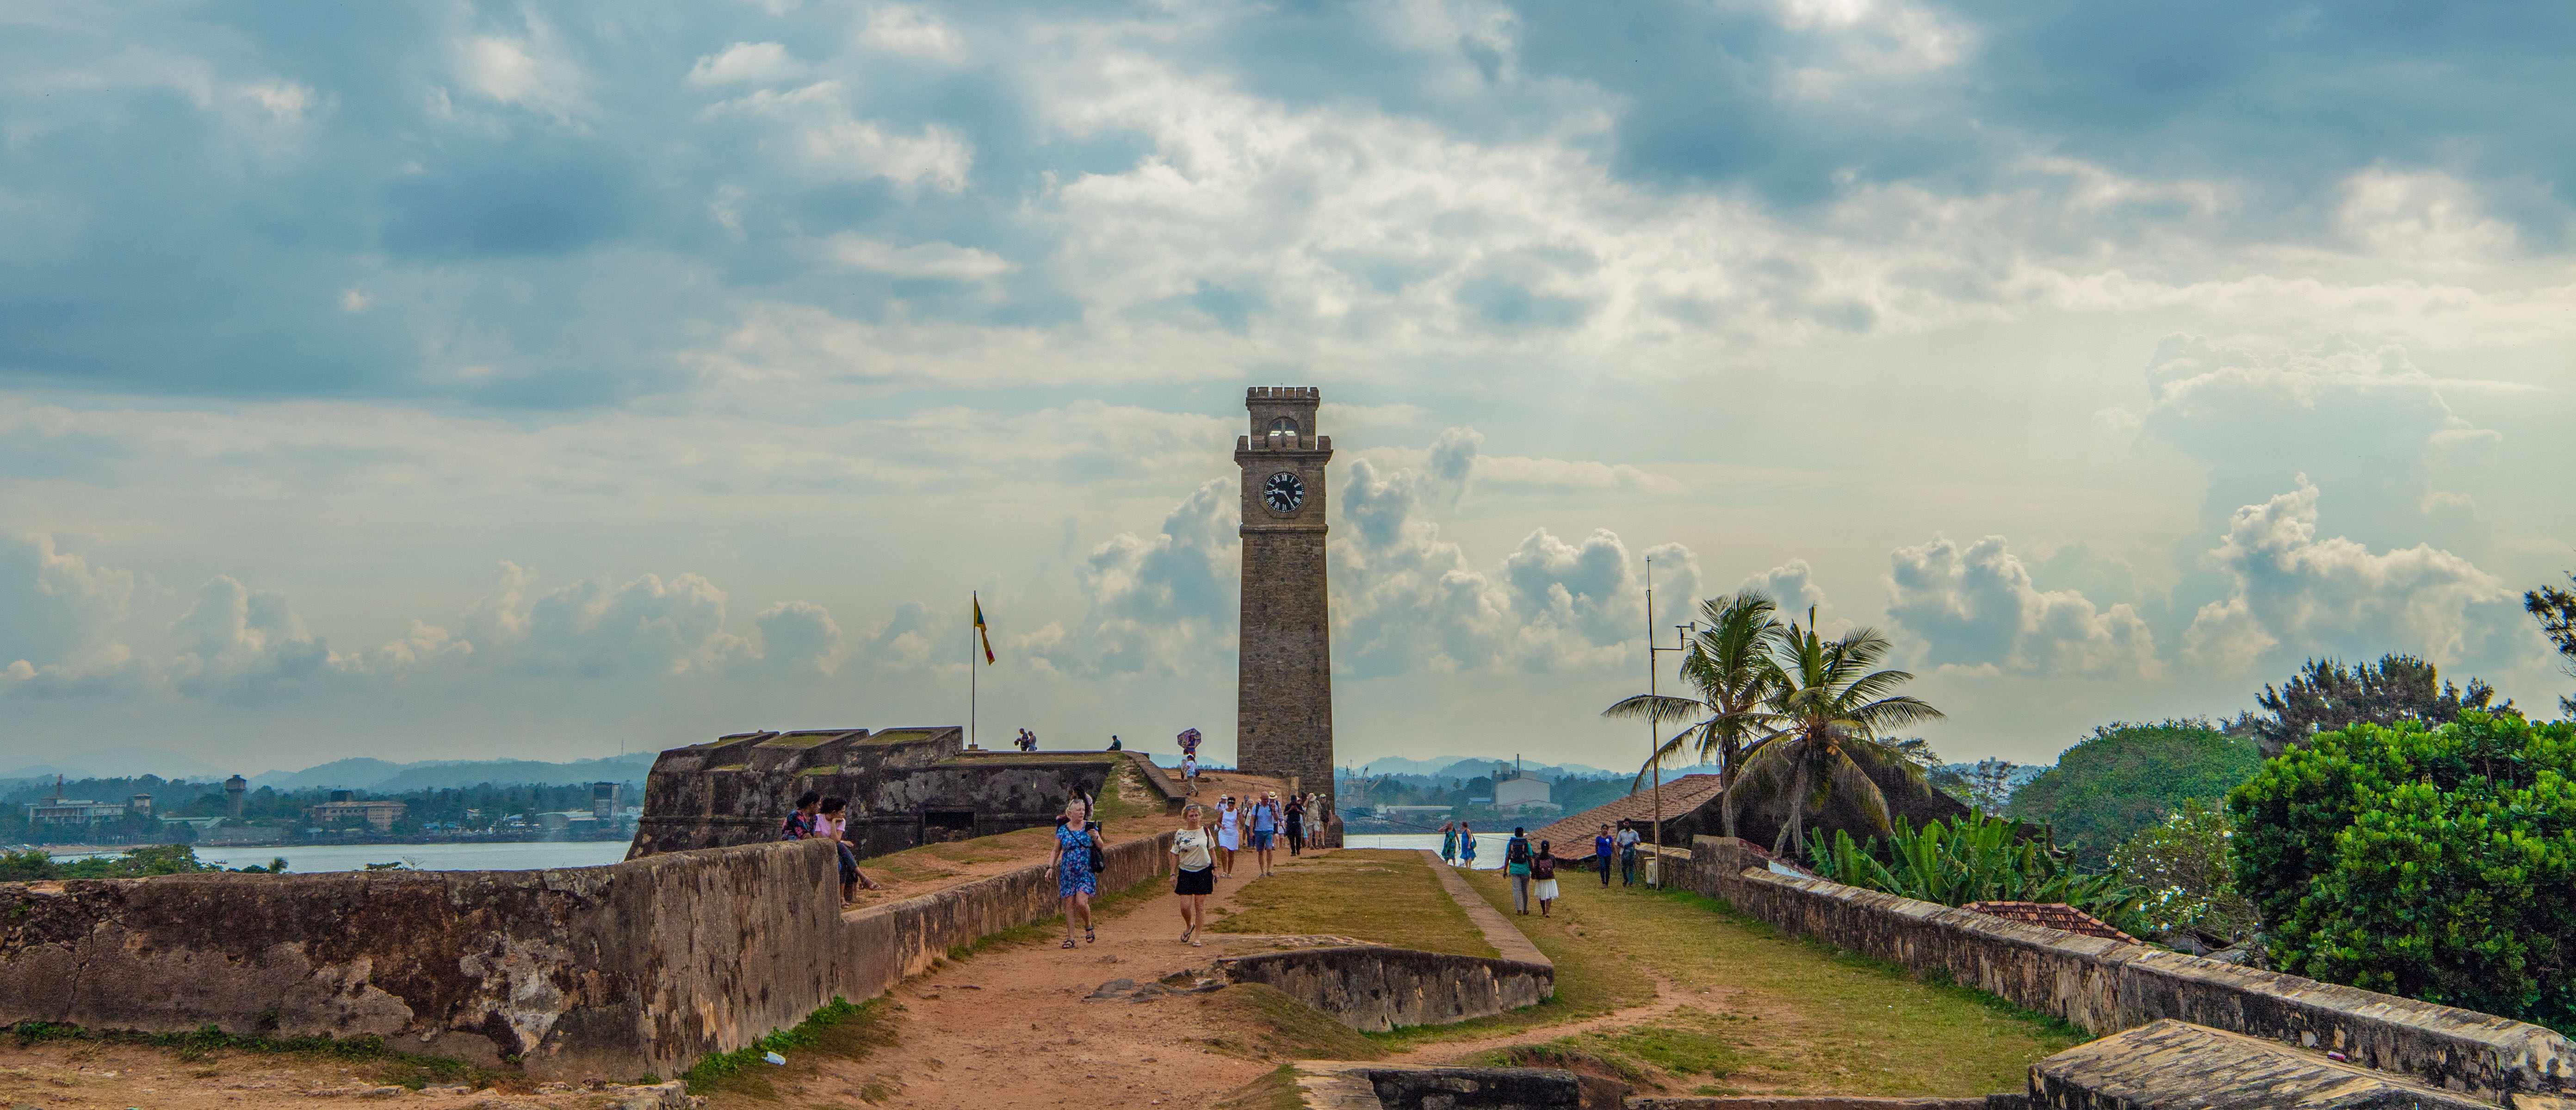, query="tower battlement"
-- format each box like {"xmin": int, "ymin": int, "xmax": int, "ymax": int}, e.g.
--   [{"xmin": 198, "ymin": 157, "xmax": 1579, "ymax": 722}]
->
[{"xmin": 1246, "ymin": 386, "xmax": 1319, "ymax": 399}]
